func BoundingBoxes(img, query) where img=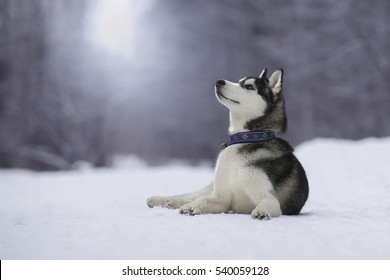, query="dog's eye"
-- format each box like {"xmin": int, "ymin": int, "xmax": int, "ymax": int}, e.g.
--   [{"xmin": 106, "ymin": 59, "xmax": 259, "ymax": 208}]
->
[{"xmin": 245, "ymin": 84, "xmax": 255, "ymax": 90}]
